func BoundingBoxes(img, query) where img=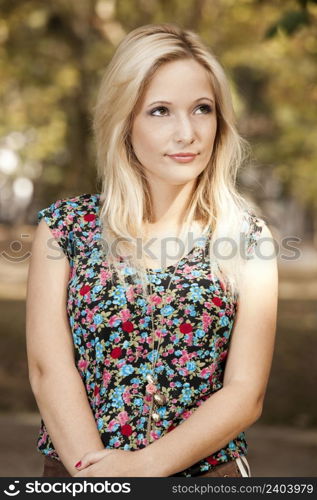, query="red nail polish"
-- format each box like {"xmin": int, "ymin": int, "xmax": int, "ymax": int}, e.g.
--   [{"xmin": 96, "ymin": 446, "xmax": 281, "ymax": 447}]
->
[{"xmin": 75, "ymin": 461, "xmax": 82, "ymax": 468}]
